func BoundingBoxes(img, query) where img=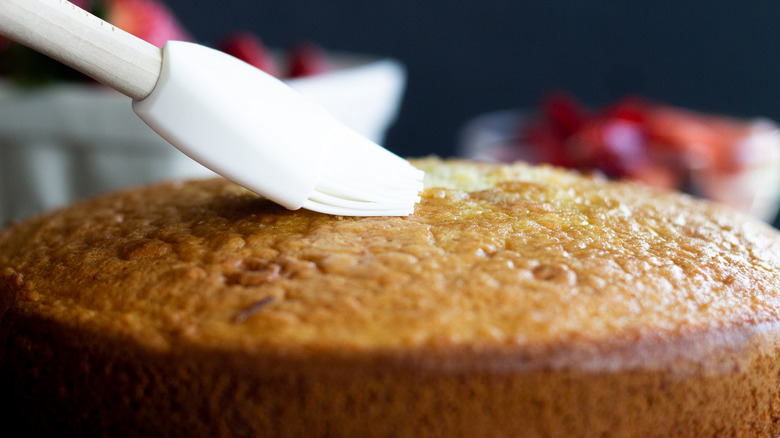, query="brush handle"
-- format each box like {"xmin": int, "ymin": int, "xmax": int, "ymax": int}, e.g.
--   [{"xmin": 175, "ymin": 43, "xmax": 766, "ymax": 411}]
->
[{"xmin": 0, "ymin": 0, "xmax": 162, "ymax": 100}]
